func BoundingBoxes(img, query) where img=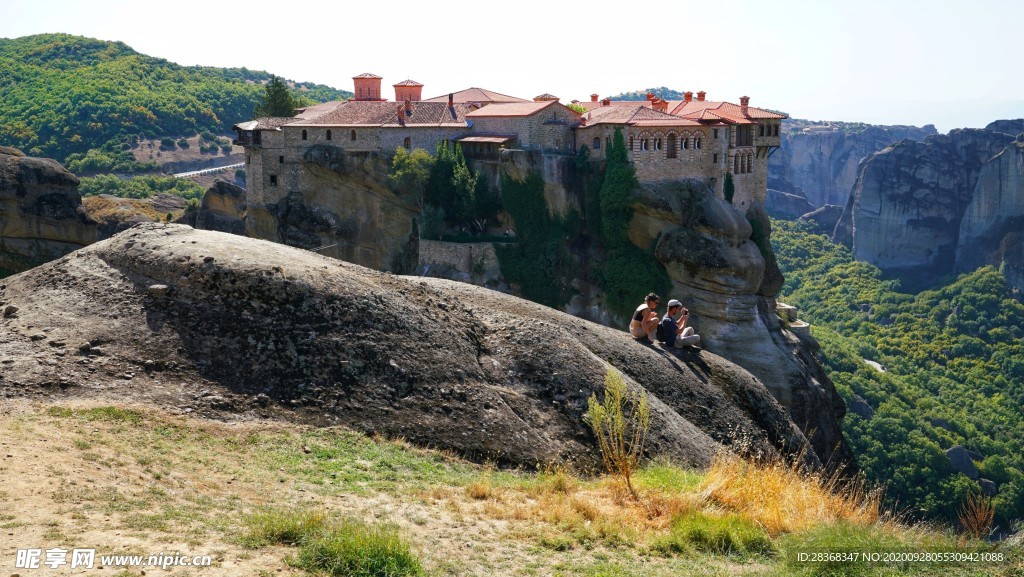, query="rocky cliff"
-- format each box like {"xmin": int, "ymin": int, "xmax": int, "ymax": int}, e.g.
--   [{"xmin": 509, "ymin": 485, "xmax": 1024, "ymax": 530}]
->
[
  {"xmin": 628, "ymin": 180, "xmax": 854, "ymax": 471},
  {"xmin": 0, "ymin": 146, "xmax": 97, "ymax": 275},
  {"xmin": 246, "ymin": 148, "xmax": 420, "ymax": 274},
  {"xmin": 768, "ymin": 120, "xmax": 937, "ymax": 208},
  {"xmin": 834, "ymin": 128, "xmax": 1019, "ymax": 290},
  {"xmin": 187, "ymin": 180, "xmax": 247, "ymax": 235},
  {"xmin": 0, "ymin": 223, "xmax": 822, "ymax": 471}
]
